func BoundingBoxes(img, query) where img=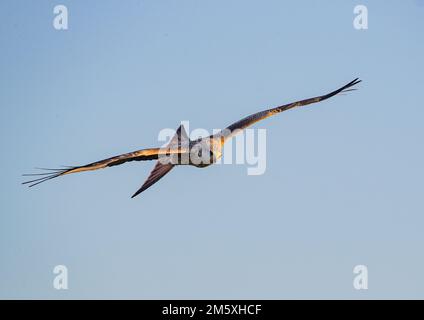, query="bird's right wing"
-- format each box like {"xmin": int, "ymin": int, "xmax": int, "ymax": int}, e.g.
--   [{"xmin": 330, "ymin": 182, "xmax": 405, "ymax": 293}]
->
[{"xmin": 22, "ymin": 147, "xmax": 185, "ymax": 187}]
